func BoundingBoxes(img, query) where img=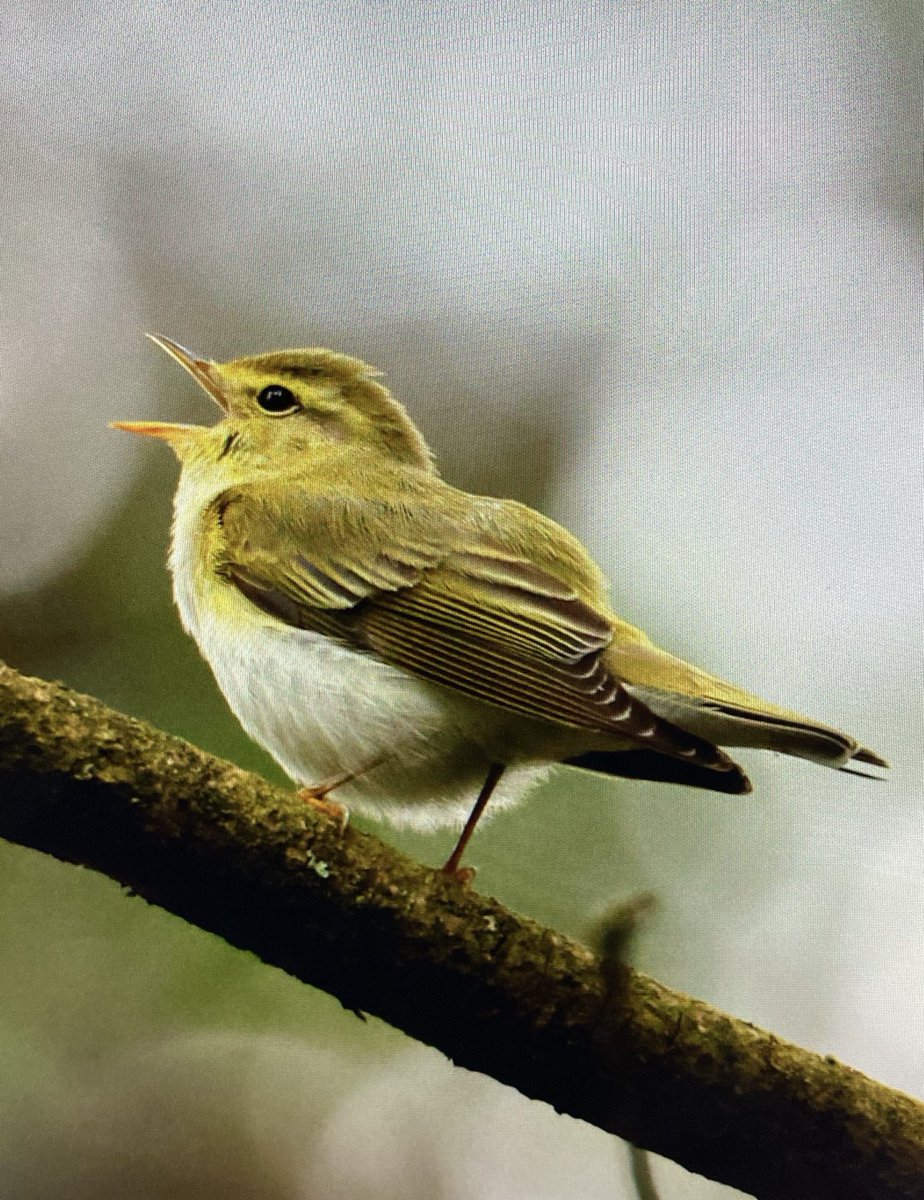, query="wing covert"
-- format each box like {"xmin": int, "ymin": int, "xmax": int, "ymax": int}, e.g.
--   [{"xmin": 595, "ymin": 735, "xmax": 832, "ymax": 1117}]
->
[{"xmin": 216, "ymin": 481, "xmax": 734, "ymax": 770}]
